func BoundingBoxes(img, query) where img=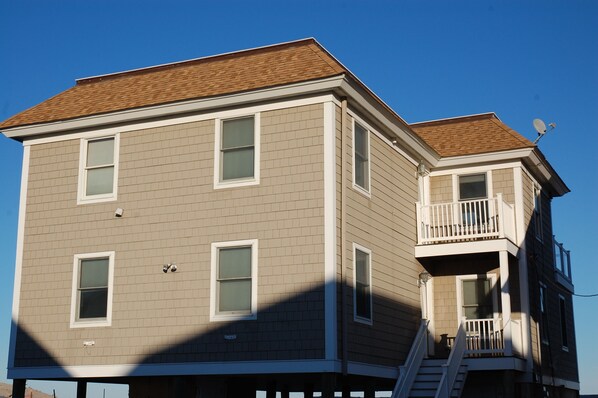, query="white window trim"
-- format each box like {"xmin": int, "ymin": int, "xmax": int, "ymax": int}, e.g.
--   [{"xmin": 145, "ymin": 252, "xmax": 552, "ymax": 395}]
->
[
  {"xmin": 455, "ymin": 274, "xmax": 498, "ymax": 322},
  {"xmin": 351, "ymin": 118, "xmax": 371, "ymax": 198},
  {"xmin": 213, "ymin": 113, "xmax": 261, "ymax": 189},
  {"xmin": 70, "ymin": 251, "xmax": 115, "ymax": 328},
  {"xmin": 77, "ymin": 134, "xmax": 120, "ymax": 205},
  {"xmin": 353, "ymin": 243, "xmax": 373, "ymax": 325},
  {"xmin": 210, "ymin": 239, "xmax": 258, "ymax": 322}
]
